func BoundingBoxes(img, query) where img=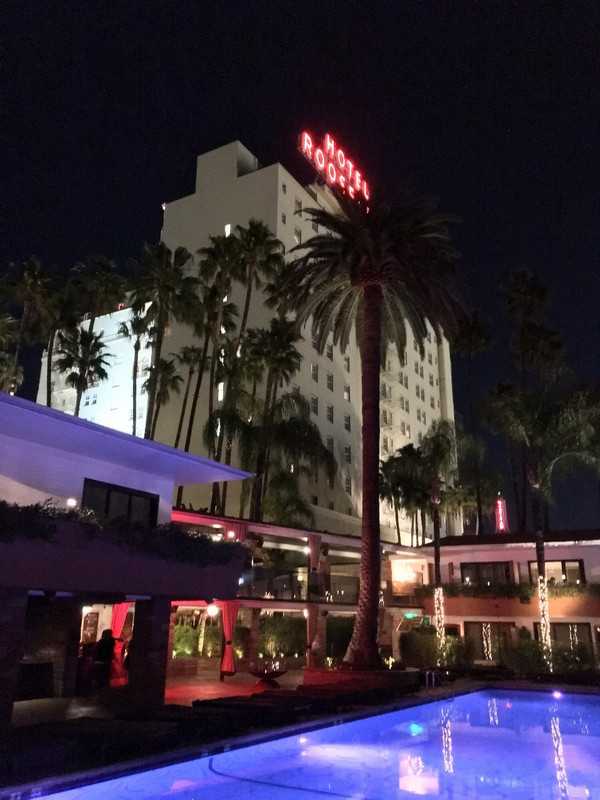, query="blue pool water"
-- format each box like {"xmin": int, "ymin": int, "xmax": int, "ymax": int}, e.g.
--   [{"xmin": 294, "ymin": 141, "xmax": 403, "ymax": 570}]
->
[{"xmin": 36, "ymin": 689, "xmax": 600, "ymax": 799}]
